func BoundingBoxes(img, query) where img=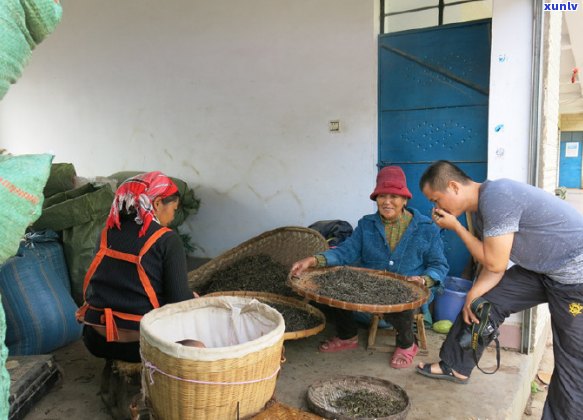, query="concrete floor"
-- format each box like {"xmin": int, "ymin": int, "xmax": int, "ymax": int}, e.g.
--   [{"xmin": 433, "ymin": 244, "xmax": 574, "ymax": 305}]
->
[
  {"xmin": 278, "ymin": 325, "xmax": 550, "ymax": 420},
  {"xmin": 22, "ymin": 188, "xmax": 583, "ymax": 420},
  {"xmin": 22, "ymin": 322, "xmax": 549, "ymax": 420},
  {"xmin": 566, "ymin": 188, "xmax": 583, "ymax": 209}
]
